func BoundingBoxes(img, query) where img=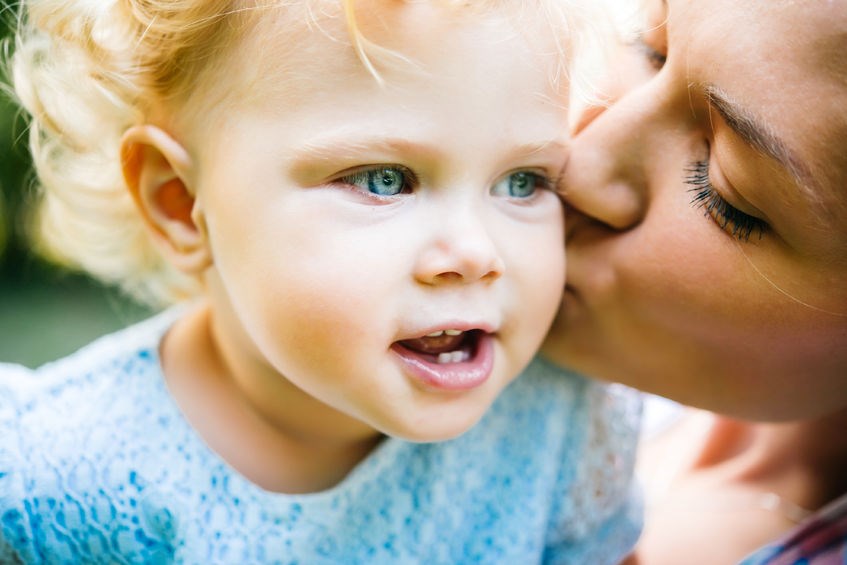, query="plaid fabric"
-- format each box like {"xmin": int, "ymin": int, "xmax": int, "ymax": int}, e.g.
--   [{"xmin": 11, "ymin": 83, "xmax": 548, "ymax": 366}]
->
[{"xmin": 741, "ymin": 494, "xmax": 847, "ymax": 565}]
